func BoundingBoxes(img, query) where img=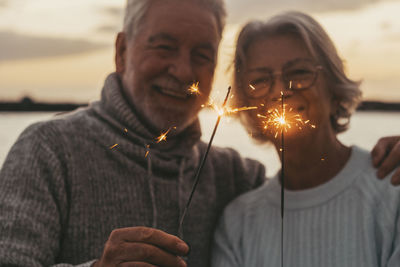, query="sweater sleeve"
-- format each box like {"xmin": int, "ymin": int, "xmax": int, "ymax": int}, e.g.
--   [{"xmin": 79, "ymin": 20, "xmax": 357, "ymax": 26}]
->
[
  {"xmin": 0, "ymin": 123, "xmax": 97, "ymax": 267},
  {"xmin": 231, "ymin": 148, "xmax": 266, "ymax": 195}
]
